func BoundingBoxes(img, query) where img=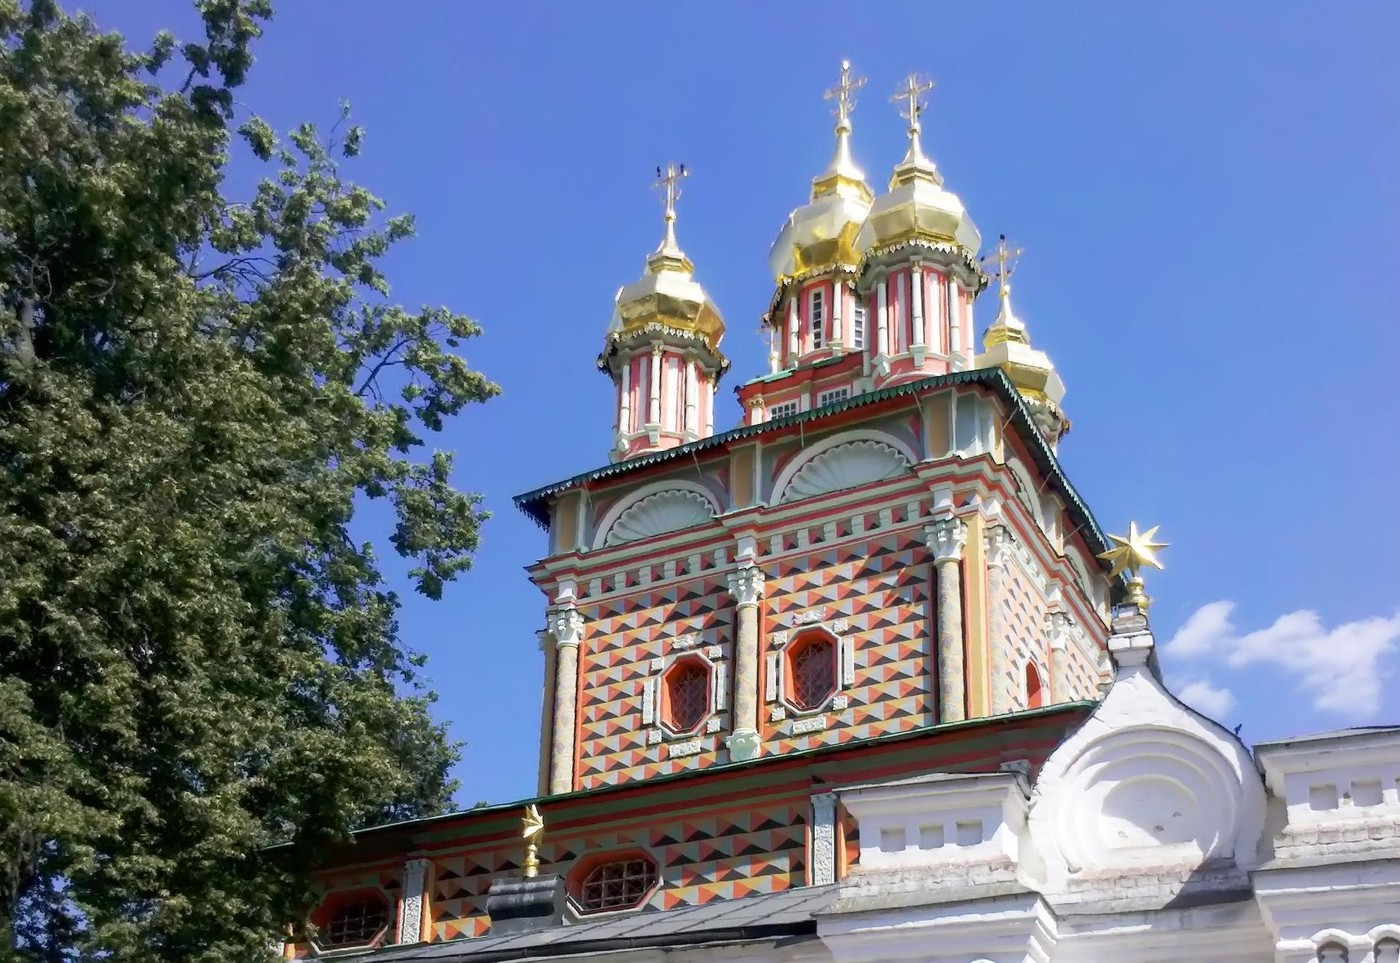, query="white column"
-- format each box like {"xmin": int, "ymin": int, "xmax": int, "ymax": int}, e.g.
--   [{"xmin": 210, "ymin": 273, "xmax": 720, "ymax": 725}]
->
[
  {"xmin": 875, "ymin": 278, "xmax": 889, "ymax": 358},
  {"xmin": 926, "ymin": 517, "xmax": 967, "ymax": 723},
  {"xmin": 547, "ymin": 603, "xmax": 584, "ymax": 794},
  {"xmin": 894, "ymin": 272, "xmax": 906, "ymax": 353},
  {"xmin": 1048, "ymin": 612, "xmax": 1071, "ymax": 704},
  {"xmin": 986, "ymin": 527, "xmax": 1014, "ymax": 715},
  {"xmin": 683, "ymin": 359, "xmax": 698, "ymax": 434},
  {"xmin": 948, "ymin": 283, "xmax": 962, "ymax": 365},
  {"xmin": 617, "ymin": 360, "xmax": 632, "ymax": 433},
  {"xmin": 395, "ymin": 858, "xmax": 431, "ymax": 944},
  {"xmin": 647, "ymin": 345, "xmax": 662, "ymax": 425},
  {"xmin": 787, "ymin": 295, "xmax": 799, "ymax": 363},
  {"xmin": 725, "ymin": 562, "xmax": 766, "ymax": 762},
  {"xmin": 810, "ymin": 793, "xmax": 839, "ymax": 885},
  {"xmin": 768, "ymin": 325, "xmax": 780, "ymax": 374},
  {"xmin": 910, "ymin": 265, "xmax": 925, "ymax": 348},
  {"xmin": 830, "ymin": 280, "xmax": 843, "ymax": 346}
]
